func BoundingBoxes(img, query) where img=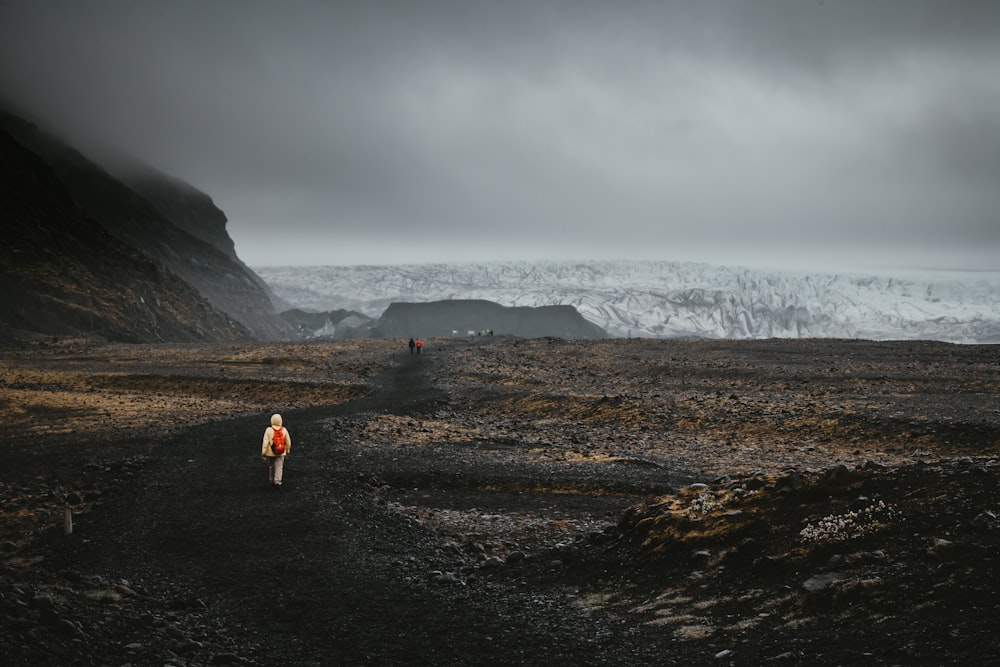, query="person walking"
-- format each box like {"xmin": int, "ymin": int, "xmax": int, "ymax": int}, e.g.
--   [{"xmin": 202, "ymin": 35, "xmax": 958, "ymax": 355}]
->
[
  {"xmin": 261, "ymin": 413, "xmax": 291, "ymax": 490},
  {"xmin": 408, "ymin": 338, "xmax": 415, "ymax": 354},
  {"xmin": 415, "ymin": 338, "xmax": 422, "ymax": 354}
]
